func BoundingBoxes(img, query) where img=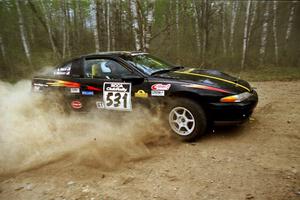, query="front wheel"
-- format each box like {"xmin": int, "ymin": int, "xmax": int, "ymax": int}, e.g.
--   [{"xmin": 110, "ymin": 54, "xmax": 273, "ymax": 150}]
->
[{"xmin": 167, "ymin": 98, "xmax": 207, "ymax": 141}]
